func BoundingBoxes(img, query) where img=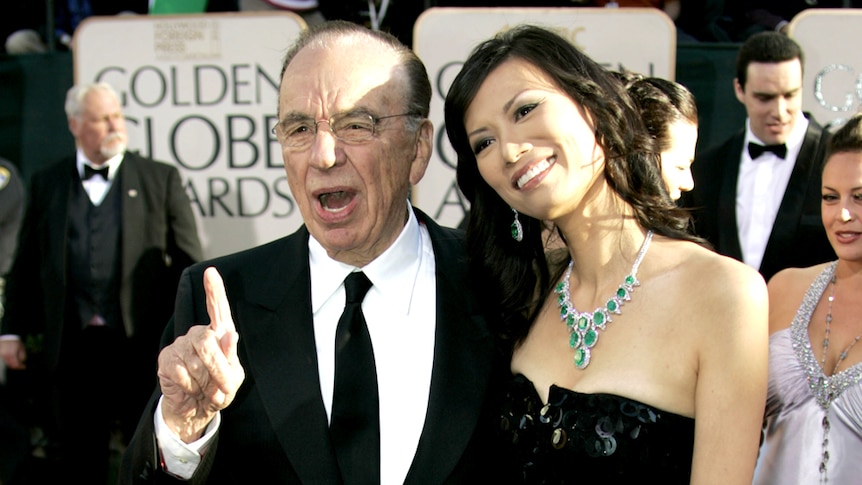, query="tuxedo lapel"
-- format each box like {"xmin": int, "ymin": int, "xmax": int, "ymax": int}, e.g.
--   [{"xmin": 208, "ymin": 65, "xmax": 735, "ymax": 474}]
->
[
  {"xmin": 120, "ymin": 153, "xmax": 146, "ymax": 336},
  {"xmin": 717, "ymin": 132, "xmax": 745, "ymax": 260},
  {"xmin": 236, "ymin": 228, "xmax": 342, "ymax": 483},
  {"xmin": 761, "ymin": 119, "xmax": 824, "ymax": 276},
  {"xmin": 404, "ymin": 213, "xmax": 493, "ymax": 484},
  {"xmin": 46, "ymin": 162, "xmax": 75, "ymax": 278}
]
